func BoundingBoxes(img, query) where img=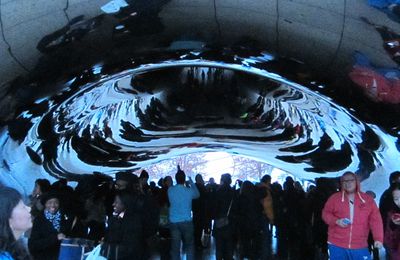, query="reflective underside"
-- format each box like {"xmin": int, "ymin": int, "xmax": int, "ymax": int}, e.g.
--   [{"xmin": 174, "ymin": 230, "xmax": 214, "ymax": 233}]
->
[{"xmin": 0, "ymin": 0, "xmax": 399, "ymax": 194}]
